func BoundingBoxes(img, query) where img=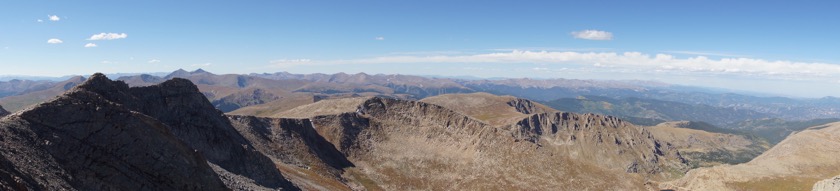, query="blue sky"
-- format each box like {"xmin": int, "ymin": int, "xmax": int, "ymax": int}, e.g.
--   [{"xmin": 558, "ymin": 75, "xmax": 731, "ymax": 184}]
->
[{"xmin": 1, "ymin": 1, "xmax": 839, "ymax": 97}]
